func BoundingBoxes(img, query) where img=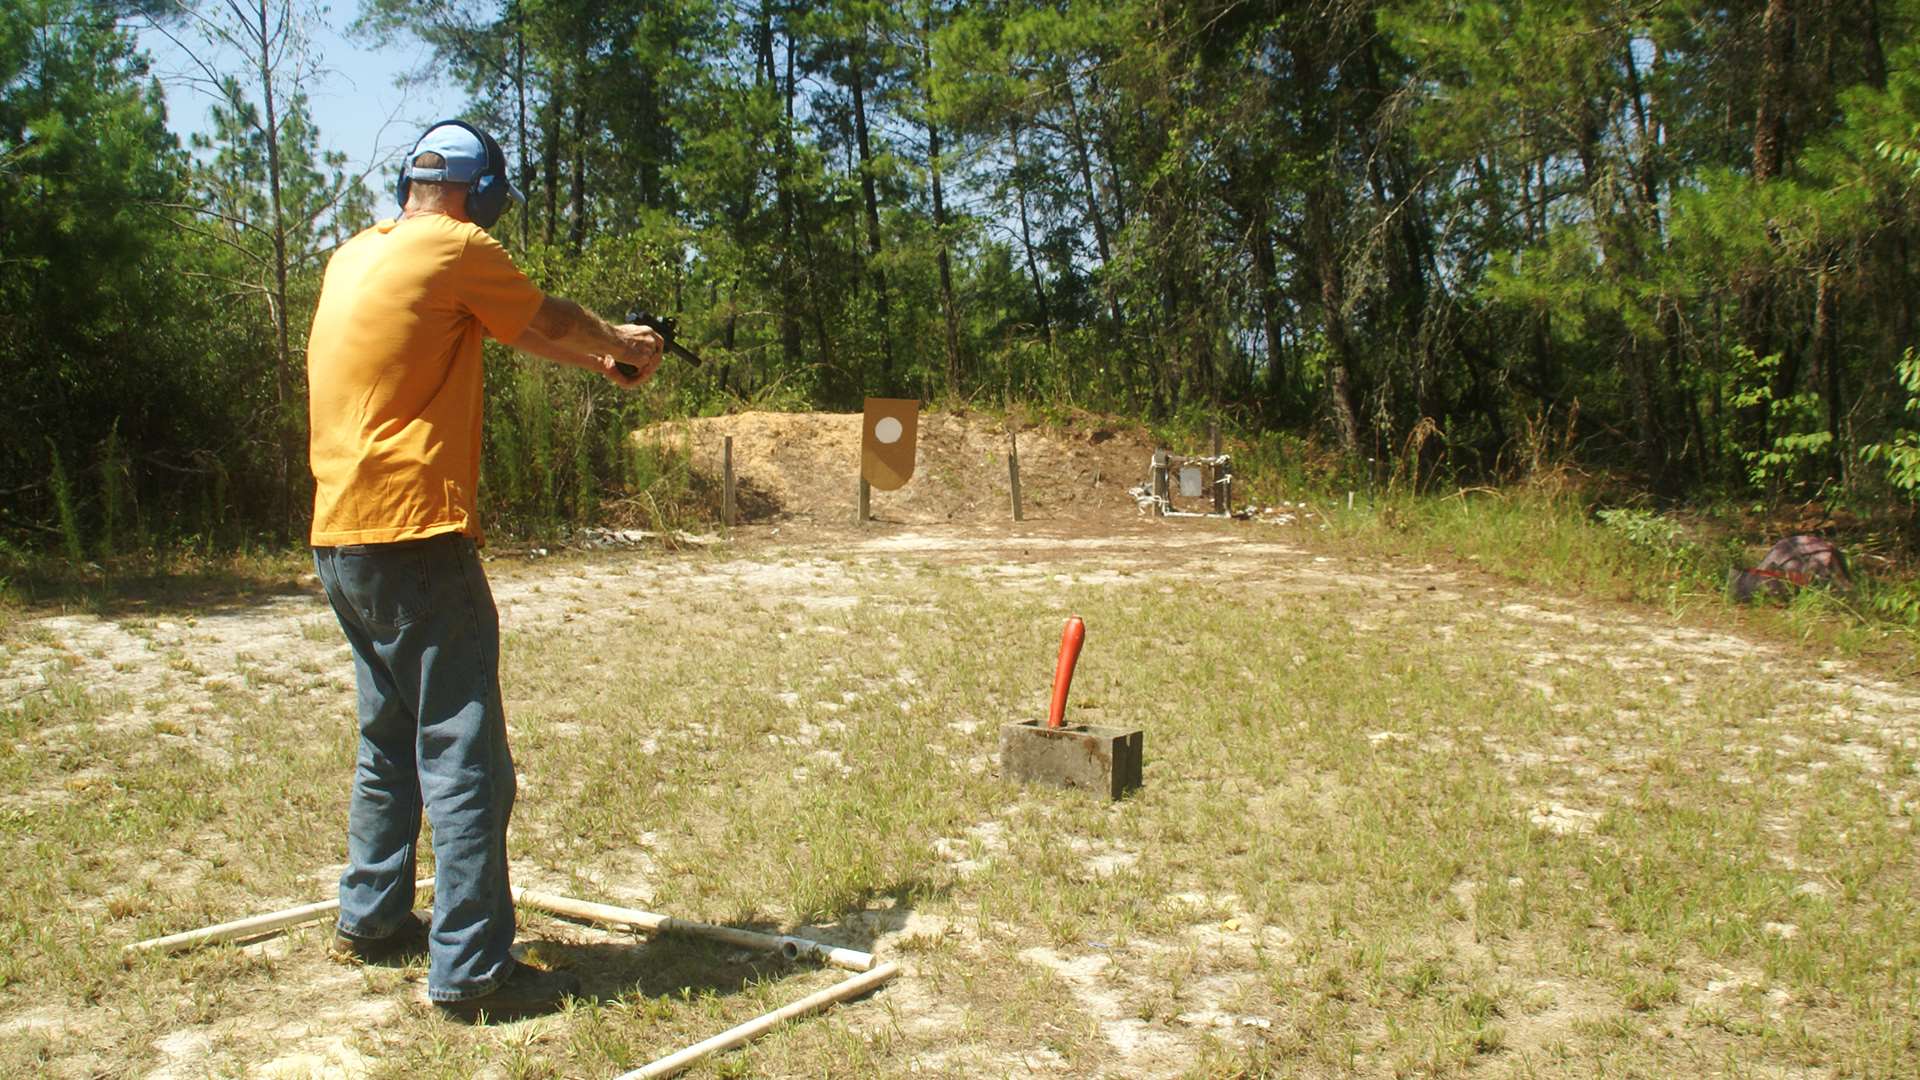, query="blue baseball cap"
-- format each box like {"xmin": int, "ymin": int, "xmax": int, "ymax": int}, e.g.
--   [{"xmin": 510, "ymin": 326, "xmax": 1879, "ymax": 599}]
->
[{"xmin": 406, "ymin": 122, "xmax": 525, "ymax": 205}]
